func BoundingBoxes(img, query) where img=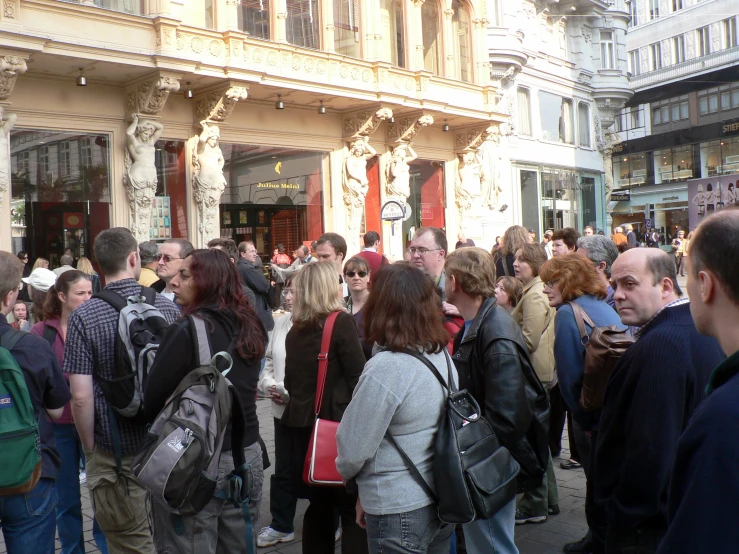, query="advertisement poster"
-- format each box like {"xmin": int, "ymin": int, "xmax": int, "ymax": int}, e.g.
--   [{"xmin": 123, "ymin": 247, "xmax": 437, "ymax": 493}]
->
[{"xmin": 687, "ymin": 174, "xmax": 738, "ymax": 231}]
